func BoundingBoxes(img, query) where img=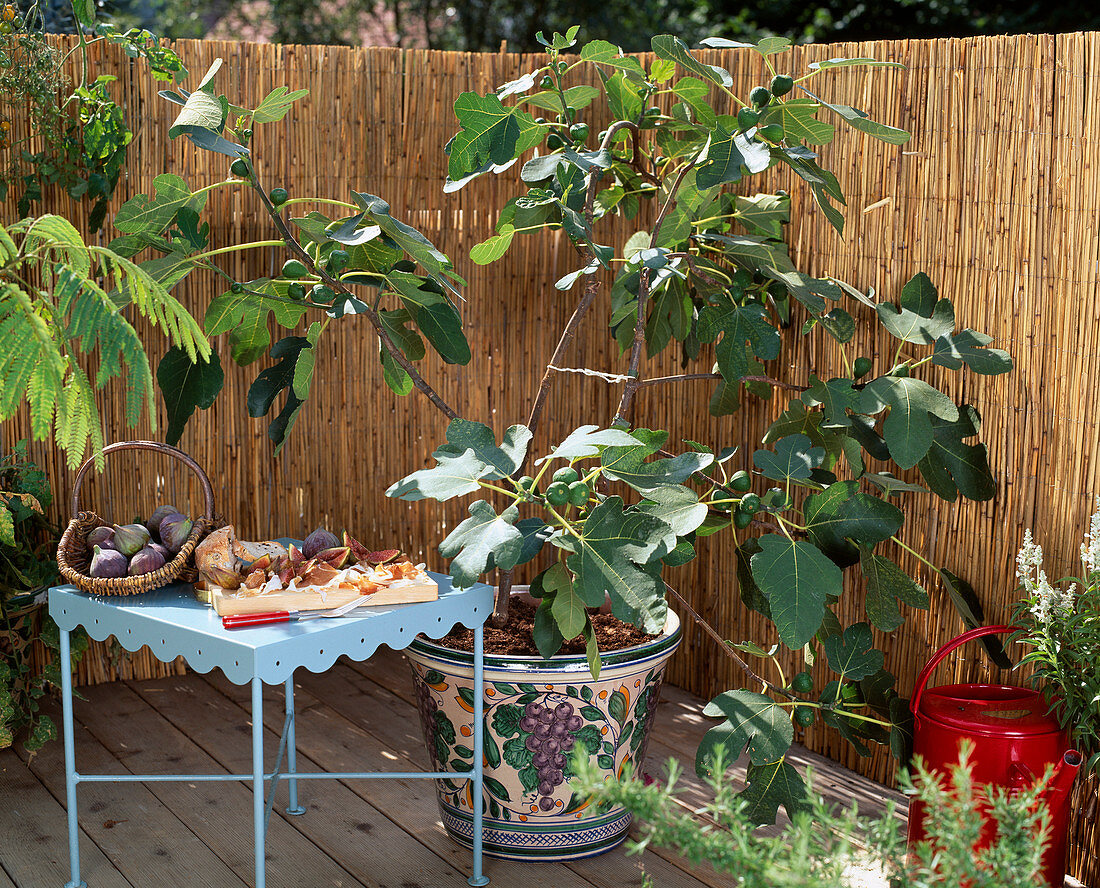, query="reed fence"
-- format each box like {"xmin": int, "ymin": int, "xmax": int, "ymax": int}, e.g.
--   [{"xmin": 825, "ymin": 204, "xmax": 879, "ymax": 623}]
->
[{"xmin": 3, "ymin": 31, "xmax": 1098, "ymax": 880}]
